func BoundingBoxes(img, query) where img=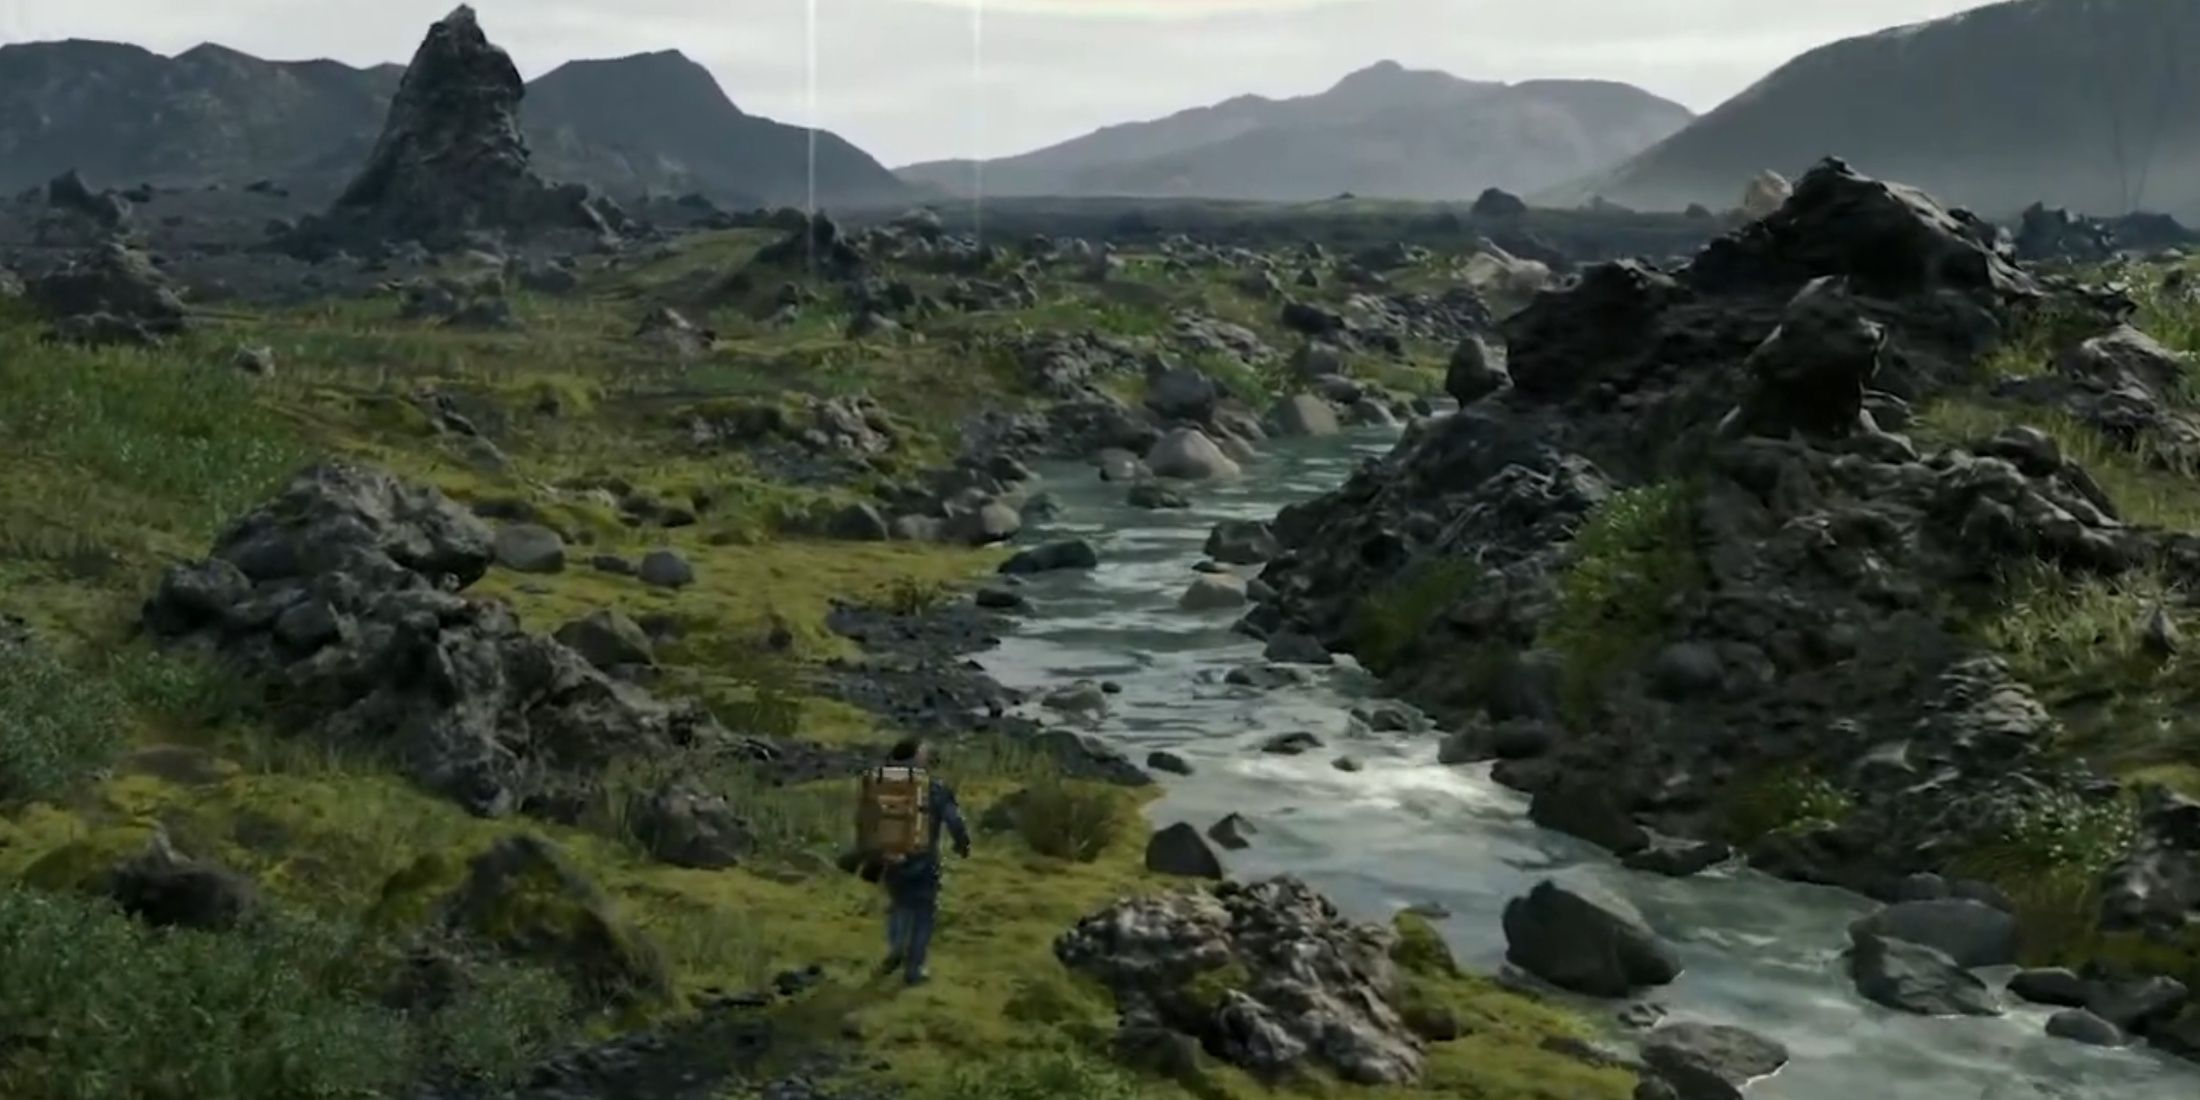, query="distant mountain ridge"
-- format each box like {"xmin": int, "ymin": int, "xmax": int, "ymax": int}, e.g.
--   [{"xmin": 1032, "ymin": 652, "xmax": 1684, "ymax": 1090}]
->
[
  {"xmin": 0, "ymin": 37, "xmax": 908, "ymax": 208},
  {"xmin": 1549, "ymin": 0, "xmax": 2200, "ymax": 220},
  {"xmin": 896, "ymin": 60, "xmax": 1695, "ymax": 202}
]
